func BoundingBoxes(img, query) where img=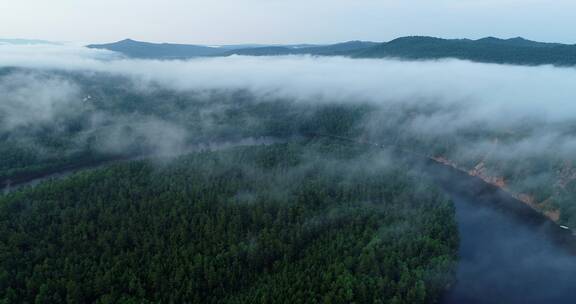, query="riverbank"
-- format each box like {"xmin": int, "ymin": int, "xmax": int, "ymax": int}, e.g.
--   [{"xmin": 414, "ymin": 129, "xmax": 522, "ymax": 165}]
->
[
  {"xmin": 426, "ymin": 159, "xmax": 576, "ymax": 256},
  {"xmin": 426, "ymin": 160, "xmax": 576, "ymax": 303}
]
